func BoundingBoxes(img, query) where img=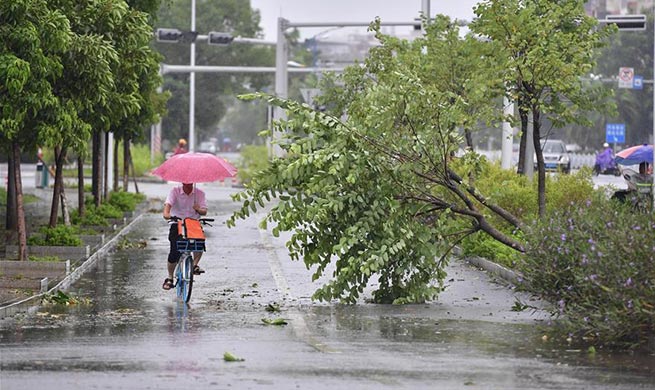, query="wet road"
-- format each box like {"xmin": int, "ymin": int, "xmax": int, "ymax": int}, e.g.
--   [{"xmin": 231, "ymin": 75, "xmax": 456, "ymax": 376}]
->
[{"xmin": 1, "ymin": 182, "xmax": 654, "ymax": 389}]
